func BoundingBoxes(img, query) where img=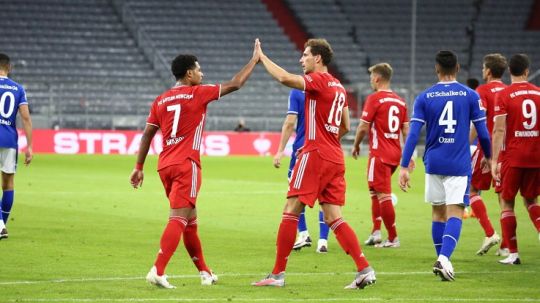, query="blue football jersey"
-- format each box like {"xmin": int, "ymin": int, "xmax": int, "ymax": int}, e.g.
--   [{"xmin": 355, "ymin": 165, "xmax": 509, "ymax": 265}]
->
[
  {"xmin": 0, "ymin": 76, "xmax": 27, "ymax": 149},
  {"xmin": 287, "ymin": 89, "xmax": 305, "ymax": 152},
  {"xmin": 411, "ymin": 81, "xmax": 485, "ymax": 176}
]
